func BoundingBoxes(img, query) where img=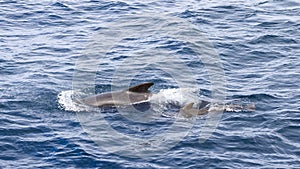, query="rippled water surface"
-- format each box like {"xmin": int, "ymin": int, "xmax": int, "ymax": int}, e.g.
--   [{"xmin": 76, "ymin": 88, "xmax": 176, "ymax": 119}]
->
[{"xmin": 1, "ymin": 0, "xmax": 299, "ymax": 168}]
